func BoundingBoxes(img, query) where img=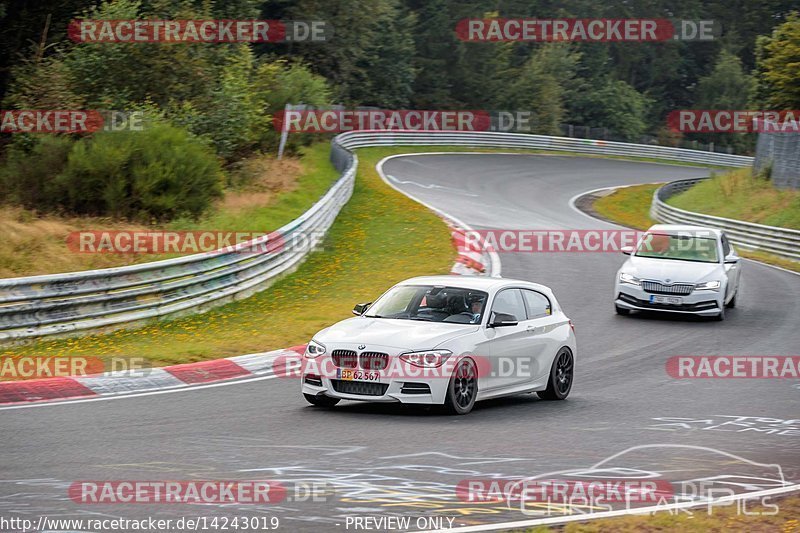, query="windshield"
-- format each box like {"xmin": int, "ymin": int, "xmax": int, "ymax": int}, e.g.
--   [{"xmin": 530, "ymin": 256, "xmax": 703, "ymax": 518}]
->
[
  {"xmin": 635, "ymin": 233, "xmax": 720, "ymax": 263},
  {"xmin": 365, "ymin": 285, "xmax": 488, "ymax": 324}
]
